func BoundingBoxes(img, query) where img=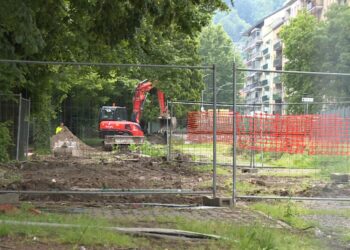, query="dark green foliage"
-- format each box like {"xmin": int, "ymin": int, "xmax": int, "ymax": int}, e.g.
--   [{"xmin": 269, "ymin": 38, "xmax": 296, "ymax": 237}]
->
[
  {"xmin": 0, "ymin": 122, "xmax": 12, "ymax": 162},
  {"xmin": 280, "ymin": 11, "xmax": 319, "ymax": 114},
  {"xmin": 280, "ymin": 6, "xmax": 350, "ymax": 113},
  {"xmin": 0, "ymin": 0, "xmax": 226, "ymax": 142},
  {"xmin": 199, "ymin": 24, "xmax": 245, "ymax": 103}
]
